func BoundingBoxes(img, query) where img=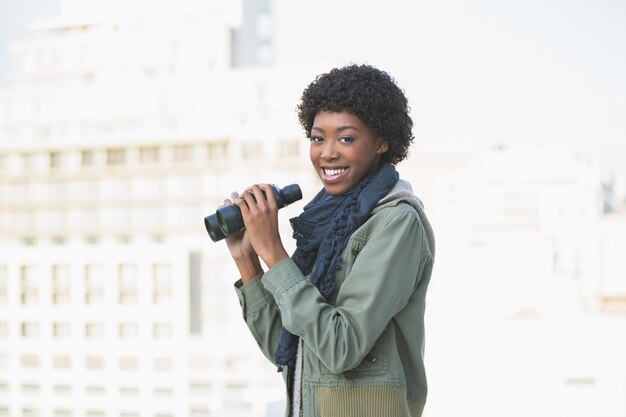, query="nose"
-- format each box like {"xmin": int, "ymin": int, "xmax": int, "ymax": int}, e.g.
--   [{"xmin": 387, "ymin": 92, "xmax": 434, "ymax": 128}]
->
[{"xmin": 320, "ymin": 139, "xmax": 338, "ymax": 160}]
